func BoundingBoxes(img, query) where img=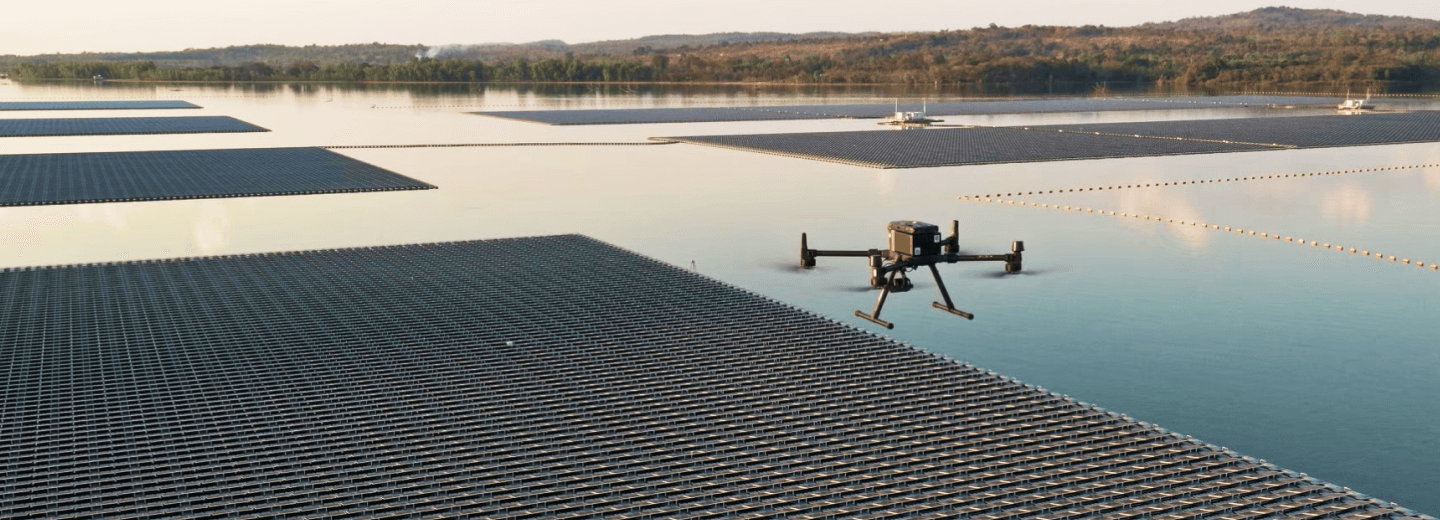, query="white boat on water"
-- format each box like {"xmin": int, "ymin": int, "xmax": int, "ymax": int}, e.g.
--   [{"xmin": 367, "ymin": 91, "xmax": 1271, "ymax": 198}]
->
[
  {"xmin": 878, "ymin": 99, "xmax": 943, "ymax": 126},
  {"xmin": 1338, "ymin": 90, "xmax": 1374, "ymax": 112}
]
